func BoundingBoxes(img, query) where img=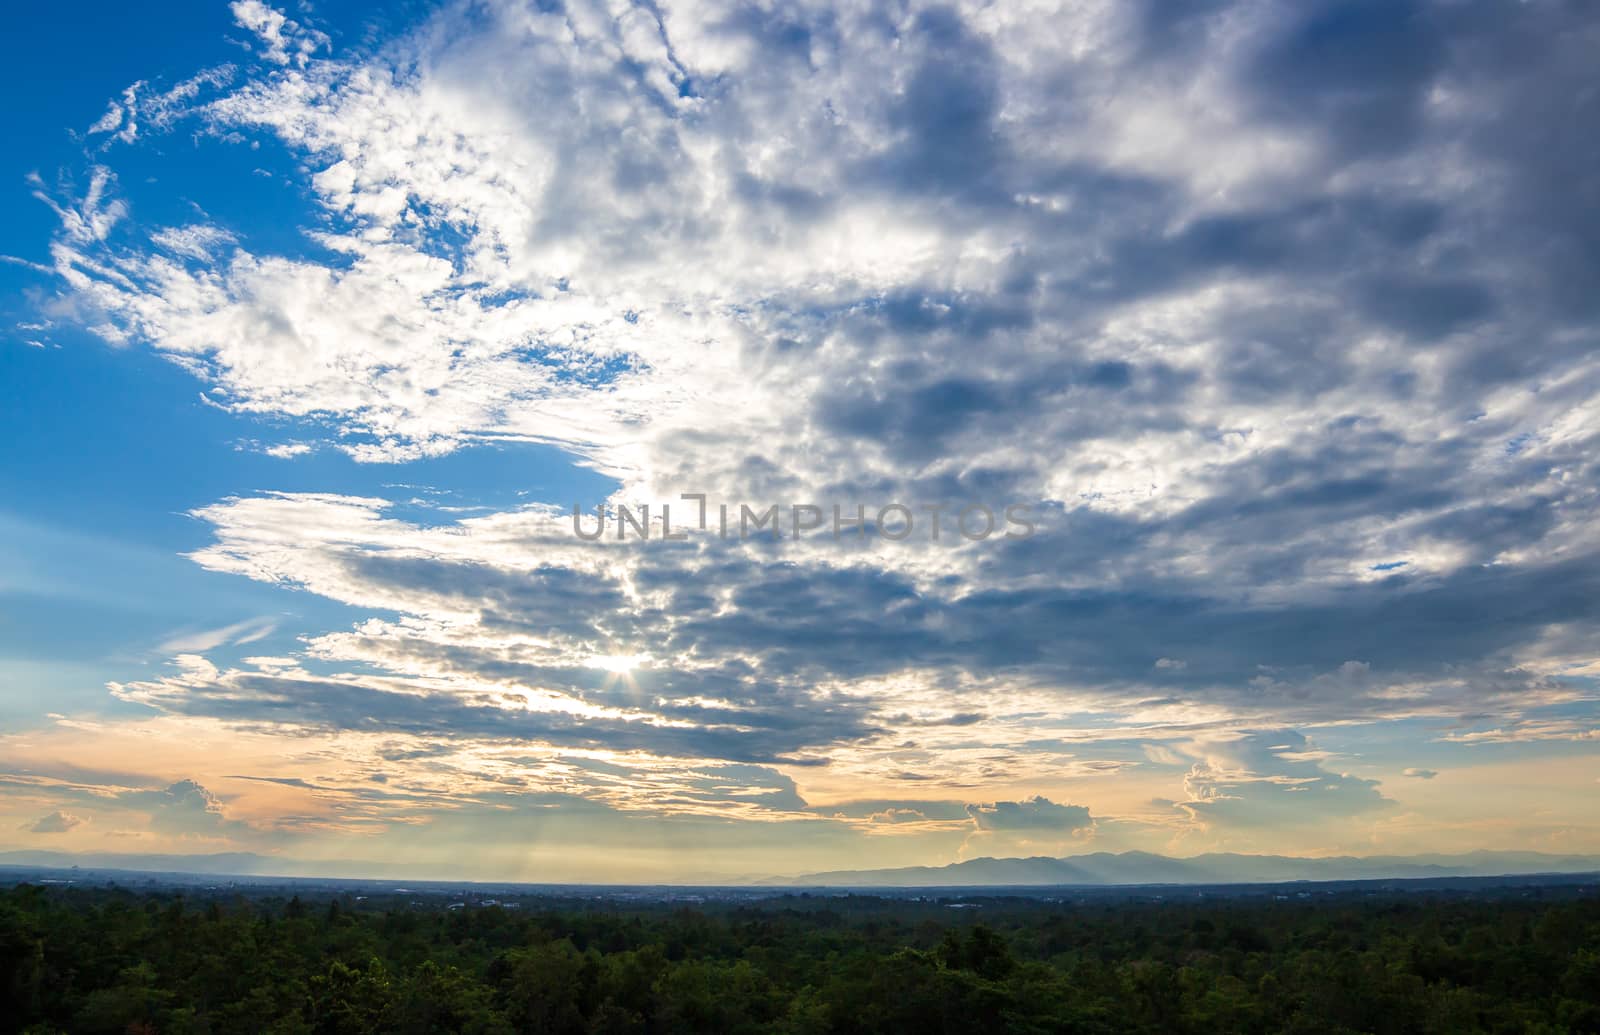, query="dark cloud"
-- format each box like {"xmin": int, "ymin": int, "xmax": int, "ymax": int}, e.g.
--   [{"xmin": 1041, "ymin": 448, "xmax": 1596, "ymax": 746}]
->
[
  {"xmin": 966, "ymin": 796, "xmax": 1093, "ymax": 833},
  {"xmin": 1247, "ymin": 0, "xmax": 1444, "ymax": 156},
  {"xmin": 27, "ymin": 810, "xmax": 85, "ymax": 834},
  {"xmin": 116, "ymin": 666, "xmax": 879, "ymax": 765},
  {"xmin": 122, "ymin": 779, "xmax": 244, "ymax": 837},
  {"xmin": 878, "ymin": 8, "xmax": 1005, "ymax": 199}
]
